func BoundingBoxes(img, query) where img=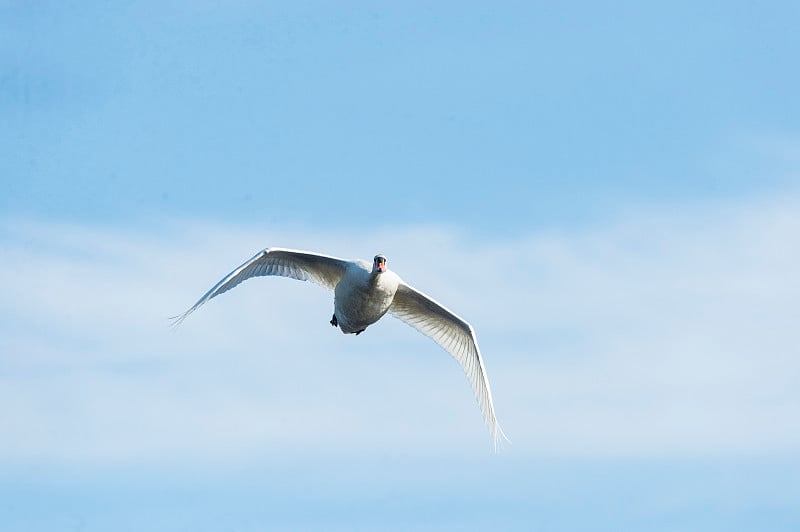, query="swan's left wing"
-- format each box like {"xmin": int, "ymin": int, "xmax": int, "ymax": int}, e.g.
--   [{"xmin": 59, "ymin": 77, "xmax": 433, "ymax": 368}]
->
[
  {"xmin": 171, "ymin": 247, "xmax": 349, "ymax": 327},
  {"xmin": 389, "ymin": 282, "xmax": 507, "ymax": 450}
]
